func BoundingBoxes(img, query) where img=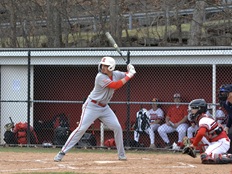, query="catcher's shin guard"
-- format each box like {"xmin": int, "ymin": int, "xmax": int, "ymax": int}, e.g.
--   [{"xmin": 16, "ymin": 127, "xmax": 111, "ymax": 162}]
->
[
  {"xmin": 200, "ymin": 153, "xmax": 215, "ymax": 164},
  {"xmin": 201, "ymin": 153, "xmax": 232, "ymax": 164},
  {"xmin": 214, "ymin": 154, "xmax": 232, "ymax": 164}
]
